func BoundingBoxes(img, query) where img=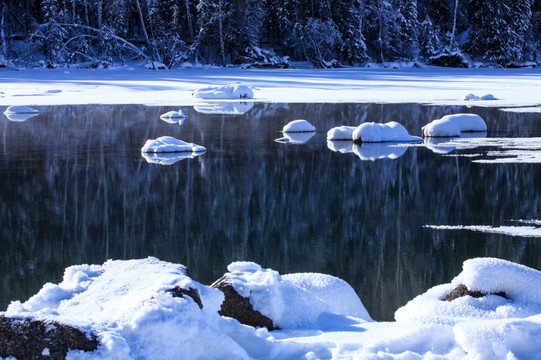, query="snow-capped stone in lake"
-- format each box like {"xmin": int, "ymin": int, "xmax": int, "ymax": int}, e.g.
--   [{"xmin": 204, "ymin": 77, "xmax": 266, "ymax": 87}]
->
[
  {"xmin": 192, "ymin": 84, "xmax": 254, "ymax": 100},
  {"xmin": 282, "ymin": 119, "xmax": 316, "ymax": 133},
  {"xmin": 352, "ymin": 121, "xmax": 421, "ymax": 143},
  {"xmin": 327, "ymin": 126, "xmax": 357, "ymax": 140},
  {"xmin": 141, "ymin": 136, "xmax": 206, "ymax": 154},
  {"xmin": 422, "ymin": 113, "xmax": 487, "ymax": 137},
  {"xmin": 3, "ymin": 105, "xmax": 39, "ymax": 114}
]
